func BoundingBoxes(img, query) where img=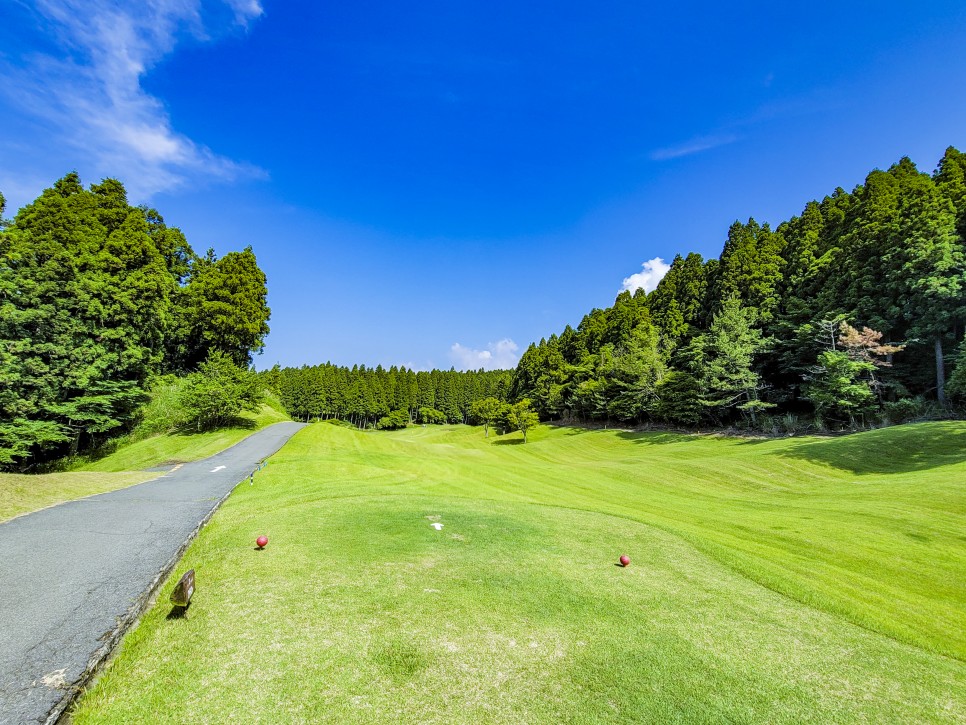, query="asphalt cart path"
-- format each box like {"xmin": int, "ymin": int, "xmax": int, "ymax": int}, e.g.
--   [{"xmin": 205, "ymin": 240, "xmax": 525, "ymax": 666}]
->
[{"xmin": 0, "ymin": 421, "xmax": 305, "ymax": 724}]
